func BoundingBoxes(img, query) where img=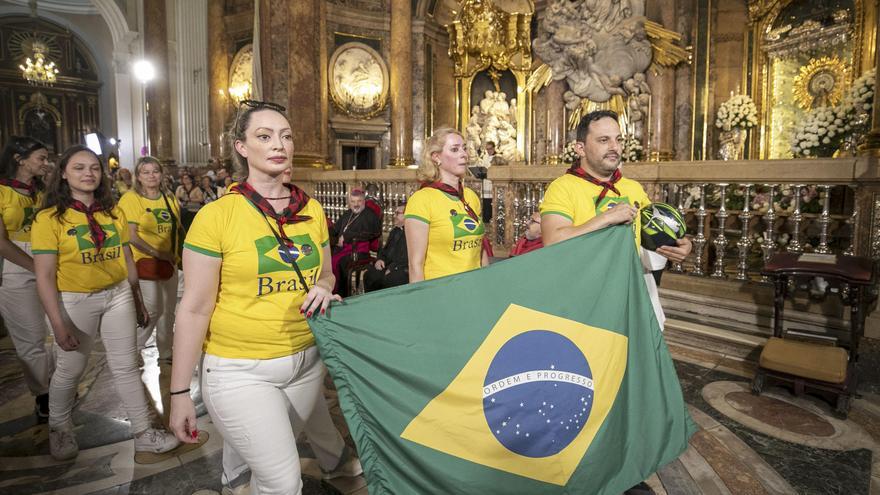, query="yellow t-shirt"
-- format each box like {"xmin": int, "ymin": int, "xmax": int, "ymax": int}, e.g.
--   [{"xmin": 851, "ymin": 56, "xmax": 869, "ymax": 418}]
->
[
  {"xmin": 0, "ymin": 185, "xmax": 41, "ymax": 242},
  {"xmin": 118, "ymin": 191, "xmax": 182, "ymax": 263},
  {"xmin": 404, "ymin": 186, "xmax": 484, "ymax": 280},
  {"xmin": 540, "ymin": 172, "xmax": 650, "ymax": 246},
  {"xmin": 31, "ymin": 206, "xmax": 131, "ymax": 292},
  {"xmin": 183, "ymin": 194, "xmax": 329, "ymax": 359}
]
